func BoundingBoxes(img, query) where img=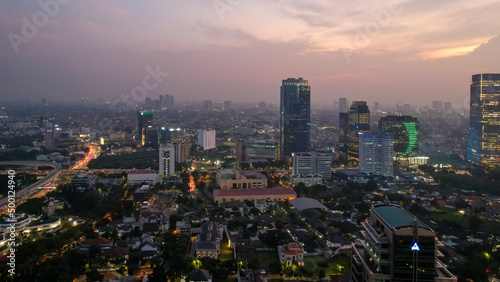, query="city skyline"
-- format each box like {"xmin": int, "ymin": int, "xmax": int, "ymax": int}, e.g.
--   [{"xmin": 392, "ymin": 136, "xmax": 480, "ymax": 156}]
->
[{"xmin": 1, "ymin": 1, "xmax": 500, "ymax": 104}]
